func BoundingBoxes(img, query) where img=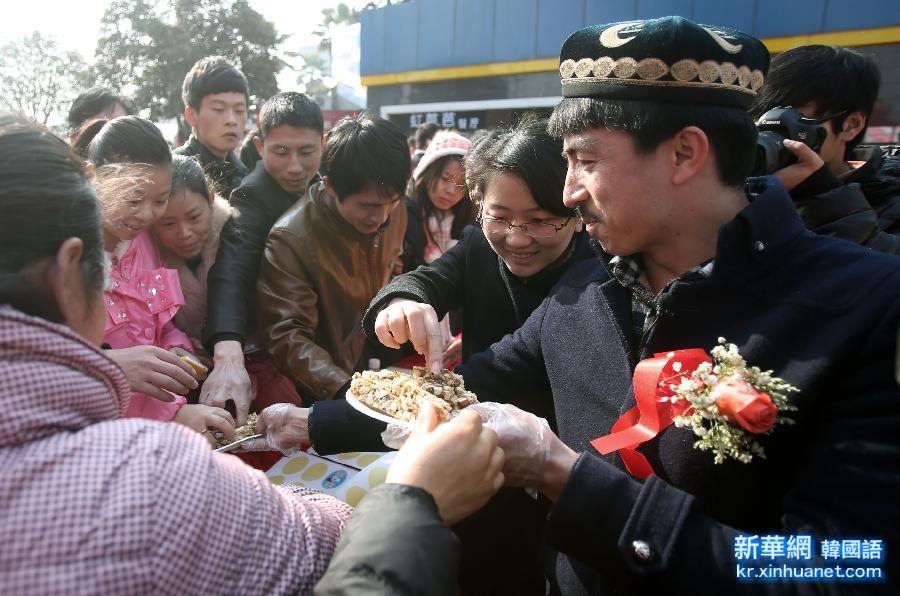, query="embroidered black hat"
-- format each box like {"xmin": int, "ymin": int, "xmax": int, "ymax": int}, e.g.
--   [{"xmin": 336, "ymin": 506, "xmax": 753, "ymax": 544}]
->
[{"xmin": 559, "ymin": 16, "xmax": 769, "ymax": 109}]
